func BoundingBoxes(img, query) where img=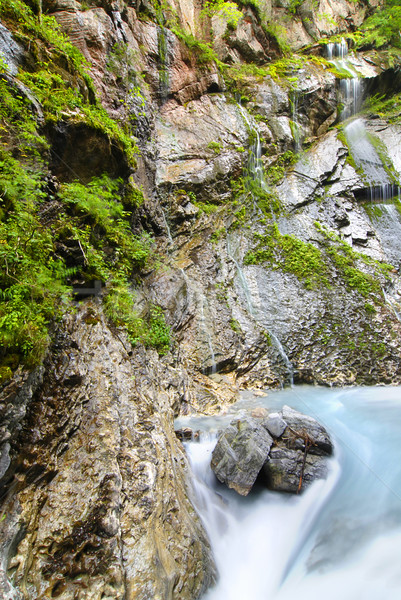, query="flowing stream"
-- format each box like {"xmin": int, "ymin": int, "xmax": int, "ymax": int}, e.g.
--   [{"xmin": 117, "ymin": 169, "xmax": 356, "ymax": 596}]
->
[{"xmin": 178, "ymin": 385, "xmax": 401, "ymax": 599}]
